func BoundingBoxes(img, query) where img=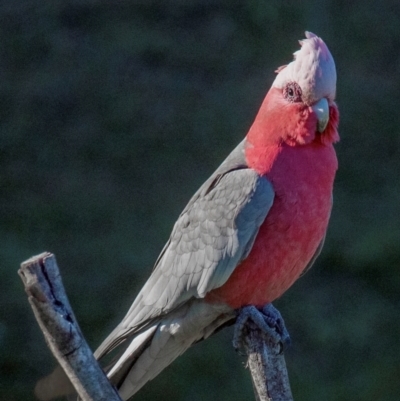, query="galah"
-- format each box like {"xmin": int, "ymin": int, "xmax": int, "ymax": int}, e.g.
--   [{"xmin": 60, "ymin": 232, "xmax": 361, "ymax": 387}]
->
[{"xmin": 36, "ymin": 31, "xmax": 339, "ymax": 400}]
